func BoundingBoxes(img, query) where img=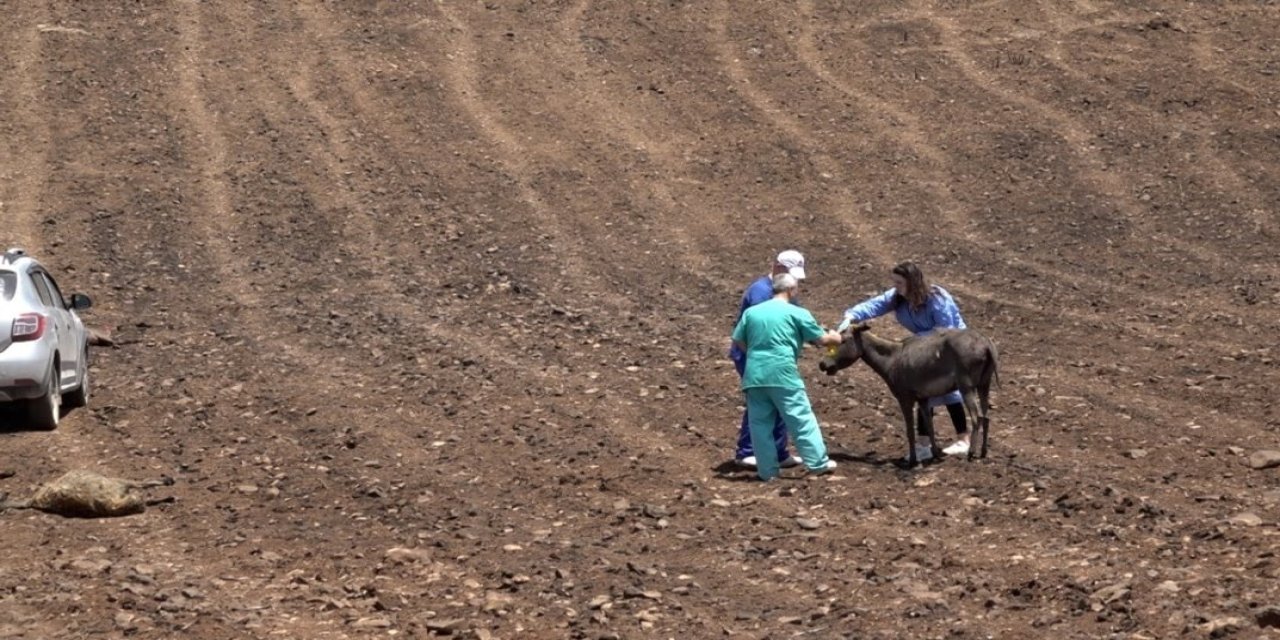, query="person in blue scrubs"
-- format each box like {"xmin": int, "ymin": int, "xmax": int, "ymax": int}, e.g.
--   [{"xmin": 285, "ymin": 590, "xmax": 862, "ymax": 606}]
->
[
  {"xmin": 837, "ymin": 261, "xmax": 972, "ymax": 461},
  {"xmin": 729, "ymin": 250, "xmax": 808, "ymax": 469}
]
